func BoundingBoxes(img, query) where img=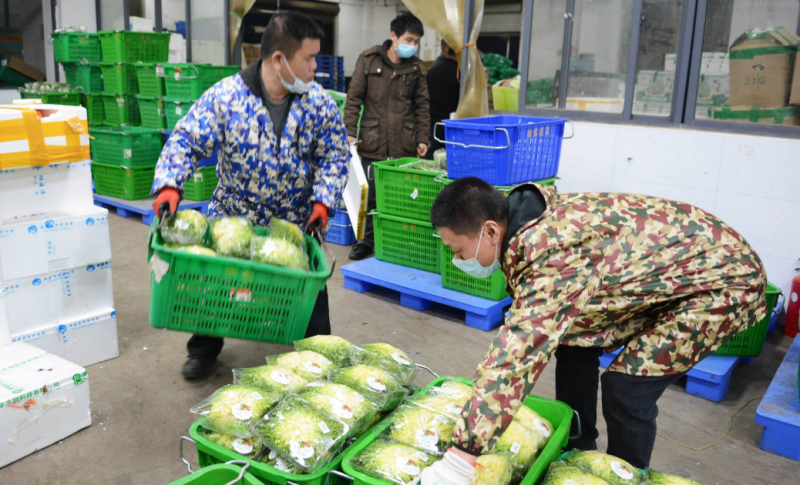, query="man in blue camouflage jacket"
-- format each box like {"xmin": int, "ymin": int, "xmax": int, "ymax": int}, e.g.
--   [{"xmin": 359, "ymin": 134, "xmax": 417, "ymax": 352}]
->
[{"xmin": 151, "ymin": 12, "xmax": 350, "ymax": 379}]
